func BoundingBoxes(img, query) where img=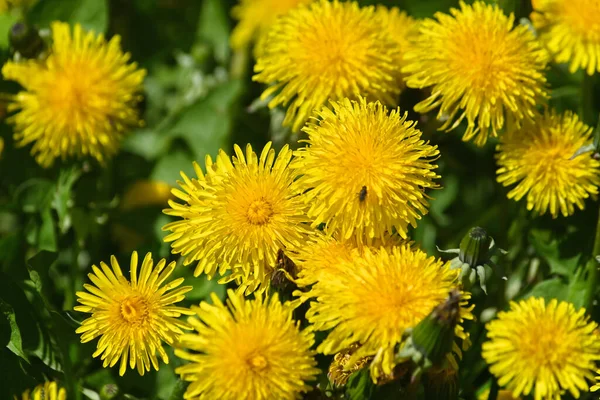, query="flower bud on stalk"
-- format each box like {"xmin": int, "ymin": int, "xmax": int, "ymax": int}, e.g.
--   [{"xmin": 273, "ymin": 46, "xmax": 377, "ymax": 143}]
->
[
  {"xmin": 397, "ymin": 290, "xmax": 462, "ymax": 380},
  {"xmin": 9, "ymin": 22, "xmax": 45, "ymax": 59},
  {"xmin": 438, "ymin": 227, "xmax": 506, "ymax": 294},
  {"xmin": 423, "ymin": 367, "xmax": 459, "ymax": 400}
]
